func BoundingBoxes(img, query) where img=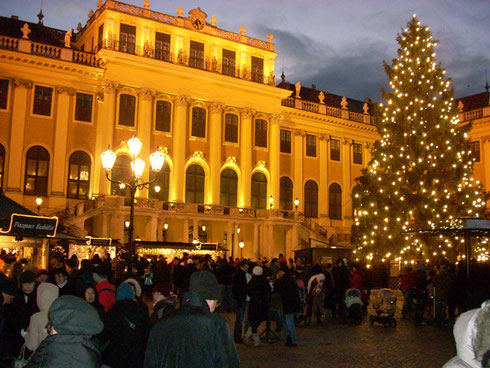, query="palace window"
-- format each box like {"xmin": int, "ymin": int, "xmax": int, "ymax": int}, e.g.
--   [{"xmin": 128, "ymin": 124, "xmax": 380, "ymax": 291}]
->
[
  {"xmin": 251, "ymin": 172, "xmax": 267, "ymax": 209},
  {"xmin": 0, "ymin": 79, "xmax": 9, "ymax": 109},
  {"xmin": 306, "ymin": 134, "xmax": 317, "ymax": 157},
  {"xmin": 149, "ymin": 162, "xmax": 170, "ymax": 201},
  {"xmin": 155, "ymin": 32, "xmax": 171, "ymax": 61},
  {"xmin": 255, "ymin": 119, "xmax": 268, "ymax": 148},
  {"xmin": 224, "ymin": 114, "xmax": 239, "ymax": 143},
  {"xmin": 155, "ymin": 100, "xmax": 171, "ymax": 132},
  {"xmin": 470, "ymin": 141, "xmax": 480, "ymax": 162},
  {"xmin": 186, "ymin": 164, "xmax": 205, "ymax": 204},
  {"xmin": 119, "ymin": 24, "xmax": 136, "ymax": 54},
  {"xmin": 280, "ymin": 129, "xmax": 291, "ymax": 153},
  {"xmin": 191, "ymin": 106, "xmax": 206, "ymax": 138},
  {"xmin": 189, "ymin": 41, "xmax": 204, "ymax": 69},
  {"xmin": 280, "ymin": 176, "xmax": 293, "ymax": 210},
  {"xmin": 330, "ymin": 139, "xmax": 340, "ymax": 161},
  {"xmin": 222, "ymin": 49, "xmax": 236, "ymax": 76},
  {"xmin": 75, "ymin": 93, "xmax": 93, "ymax": 122},
  {"xmin": 0, "ymin": 144, "xmax": 5, "ymax": 191},
  {"xmin": 67, "ymin": 151, "xmax": 90, "ymax": 199},
  {"xmin": 24, "ymin": 146, "xmax": 49, "ymax": 196},
  {"xmin": 305, "ymin": 180, "xmax": 318, "ymax": 218},
  {"xmin": 220, "ymin": 169, "xmax": 238, "ymax": 207},
  {"xmin": 251, "ymin": 56, "xmax": 264, "ymax": 83},
  {"xmin": 97, "ymin": 24, "xmax": 104, "ymax": 50},
  {"xmin": 33, "ymin": 86, "xmax": 53, "ymax": 116},
  {"xmin": 353, "ymin": 142, "xmax": 363, "ymax": 164},
  {"xmin": 329, "ymin": 183, "xmax": 342, "ymax": 220},
  {"xmin": 111, "ymin": 155, "xmax": 131, "ymax": 197},
  {"xmin": 119, "ymin": 94, "xmax": 136, "ymax": 127}
]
